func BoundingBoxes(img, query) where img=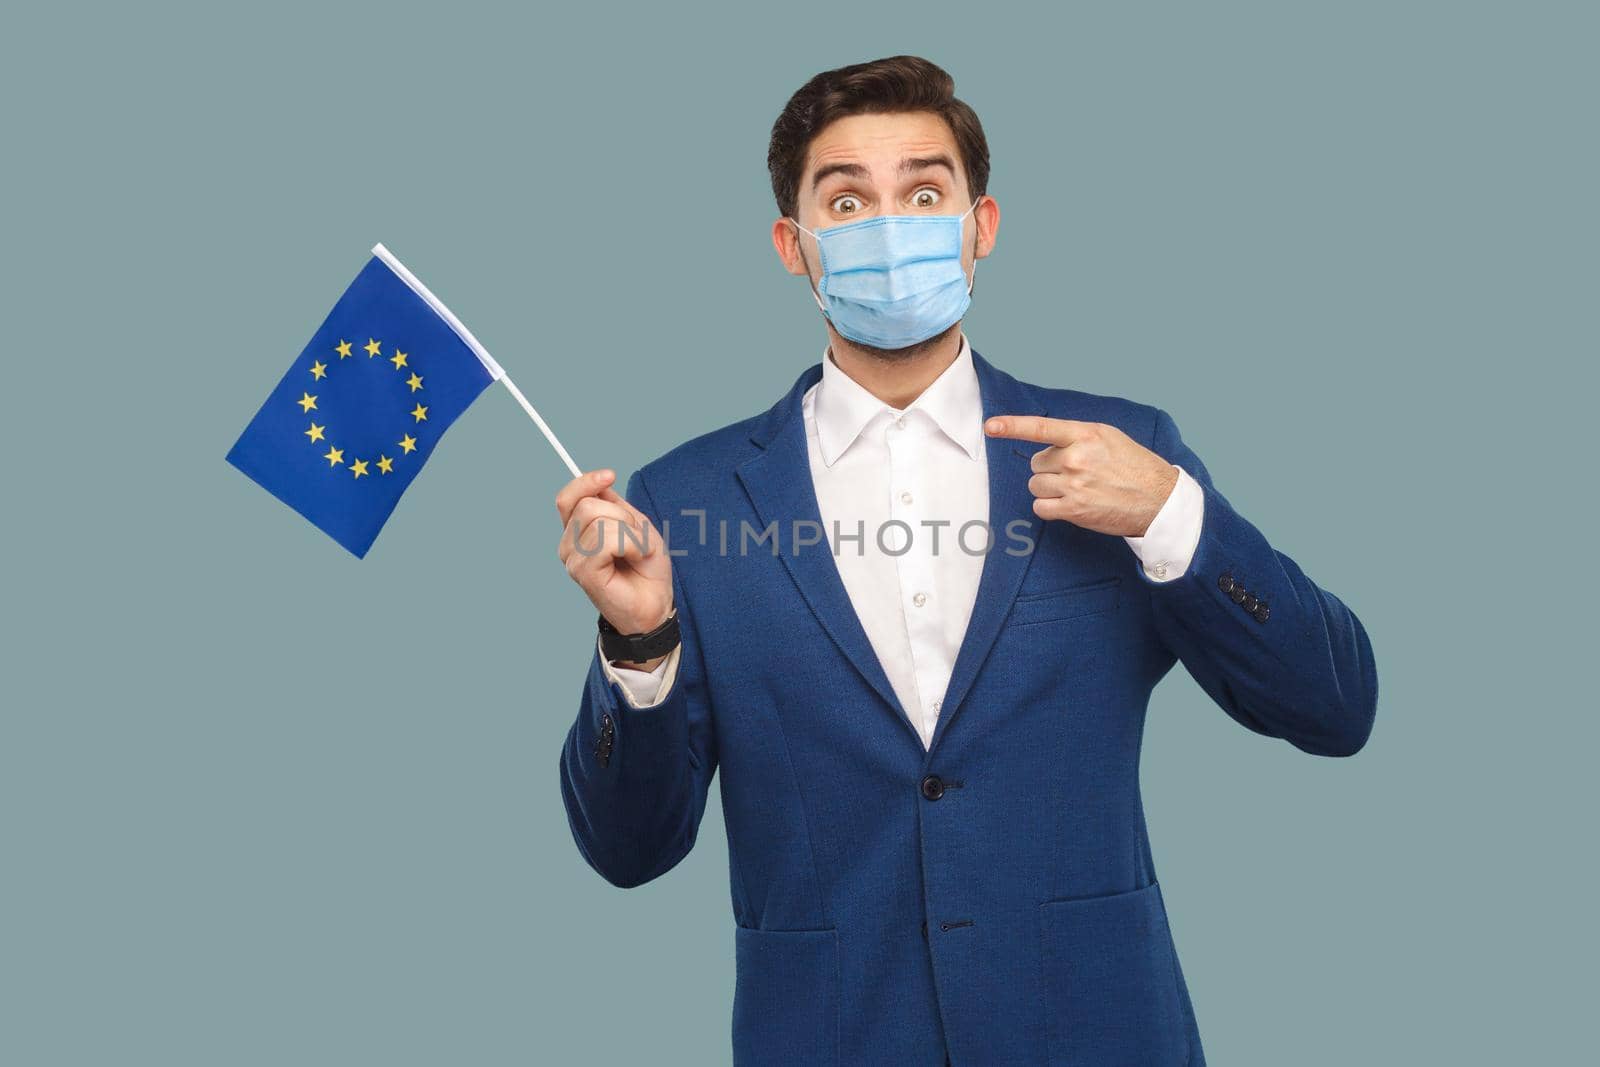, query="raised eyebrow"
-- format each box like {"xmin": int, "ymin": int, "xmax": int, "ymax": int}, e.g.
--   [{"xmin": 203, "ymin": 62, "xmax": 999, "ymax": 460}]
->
[
  {"xmin": 810, "ymin": 161, "xmax": 871, "ymax": 192},
  {"xmin": 898, "ymin": 154, "xmax": 956, "ymax": 180}
]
